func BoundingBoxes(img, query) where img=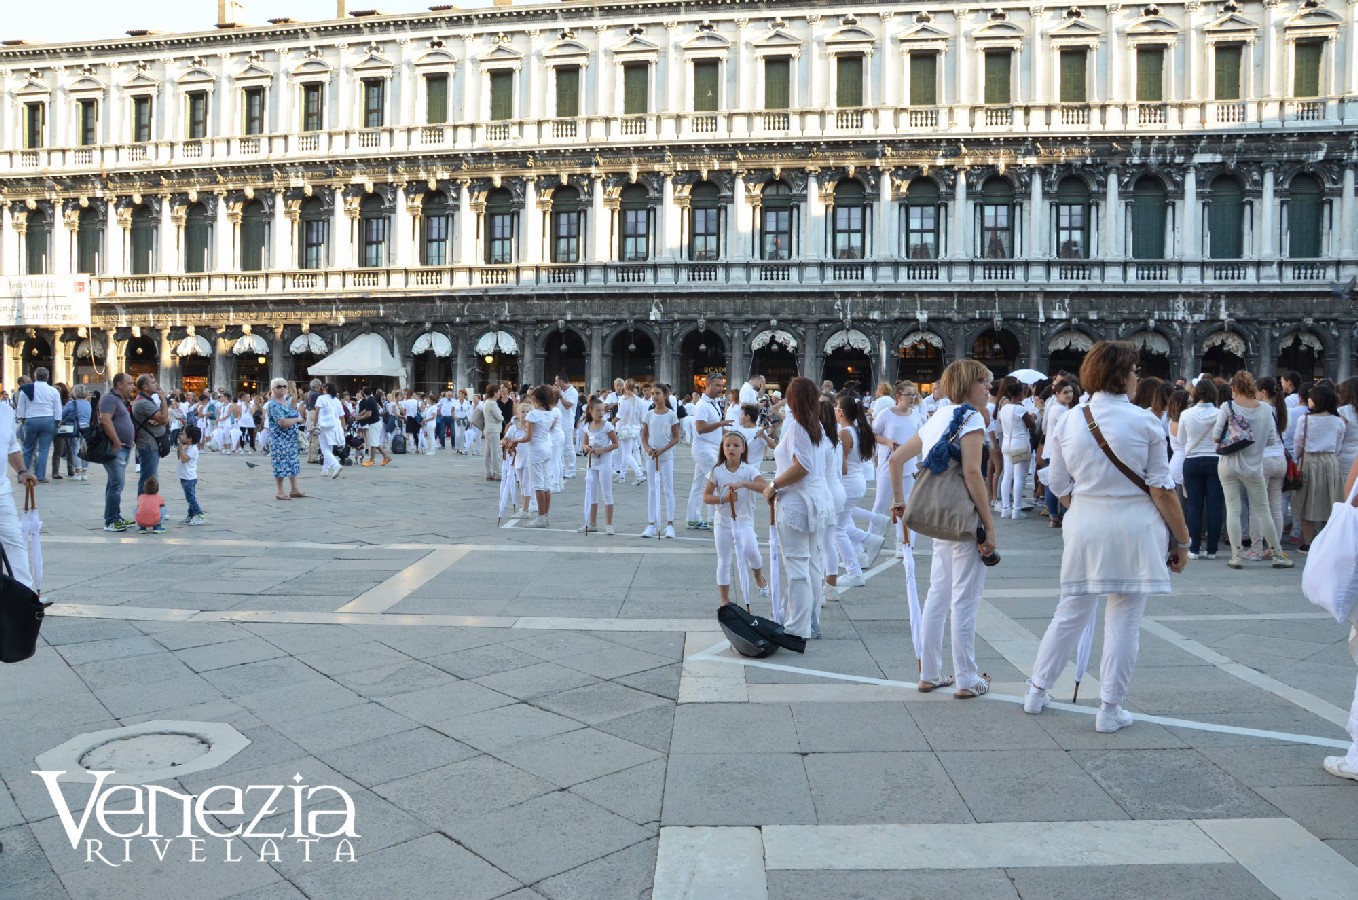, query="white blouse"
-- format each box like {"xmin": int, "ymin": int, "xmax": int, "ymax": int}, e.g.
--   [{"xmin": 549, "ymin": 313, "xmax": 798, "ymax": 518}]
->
[
  {"xmin": 773, "ymin": 419, "xmax": 835, "ymax": 533},
  {"xmin": 1048, "ymin": 393, "xmax": 1175, "ymax": 499}
]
